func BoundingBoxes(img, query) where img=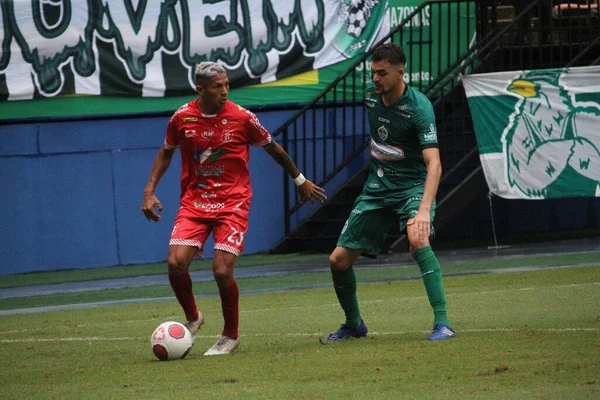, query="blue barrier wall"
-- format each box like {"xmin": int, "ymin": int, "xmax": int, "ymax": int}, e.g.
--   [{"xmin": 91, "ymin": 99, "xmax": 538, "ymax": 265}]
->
[{"xmin": 0, "ymin": 110, "xmax": 299, "ymax": 275}]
